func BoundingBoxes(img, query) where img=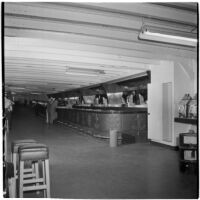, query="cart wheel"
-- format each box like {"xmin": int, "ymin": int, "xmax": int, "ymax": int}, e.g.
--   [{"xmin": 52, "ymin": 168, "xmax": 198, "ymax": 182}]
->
[{"xmin": 179, "ymin": 163, "xmax": 186, "ymax": 172}]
